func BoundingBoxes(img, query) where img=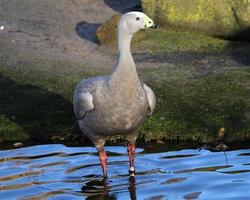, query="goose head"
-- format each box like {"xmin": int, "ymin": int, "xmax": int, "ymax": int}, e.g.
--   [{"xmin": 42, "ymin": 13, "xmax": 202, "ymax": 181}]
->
[{"xmin": 118, "ymin": 11, "xmax": 157, "ymax": 34}]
